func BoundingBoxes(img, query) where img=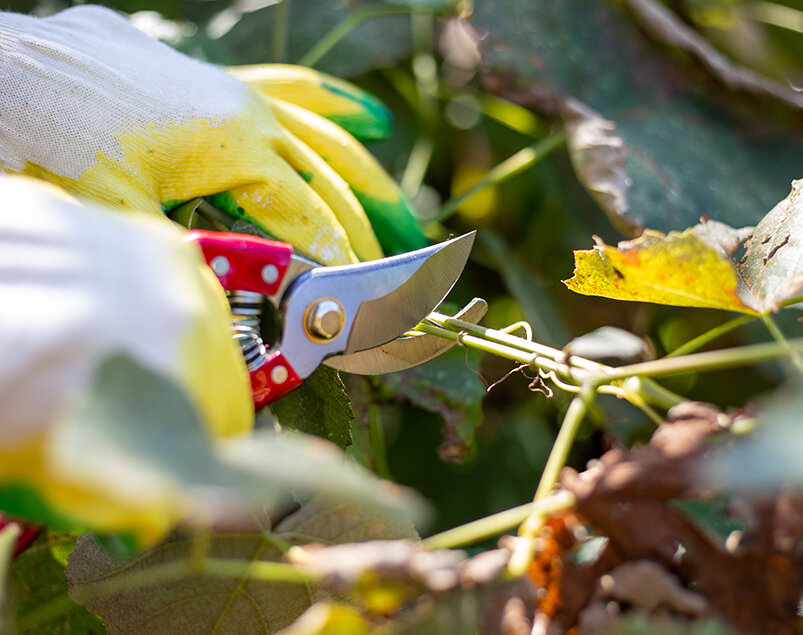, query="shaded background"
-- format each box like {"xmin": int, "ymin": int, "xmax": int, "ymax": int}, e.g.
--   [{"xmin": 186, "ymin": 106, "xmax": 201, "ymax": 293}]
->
[{"xmin": 5, "ymin": 0, "xmax": 802, "ymax": 539}]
